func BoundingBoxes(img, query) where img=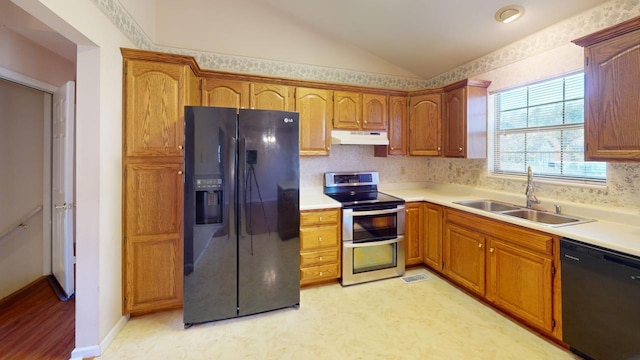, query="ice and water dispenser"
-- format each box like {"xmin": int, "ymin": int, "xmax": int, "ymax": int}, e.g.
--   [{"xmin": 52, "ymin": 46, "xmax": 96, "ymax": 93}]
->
[{"xmin": 195, "ymin": 175, "xmax": 223, "ymax": 224}]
